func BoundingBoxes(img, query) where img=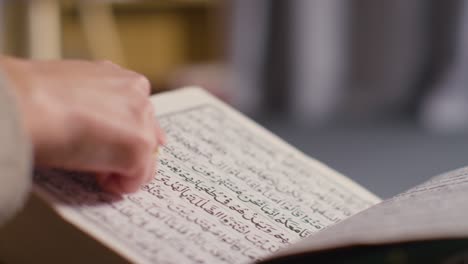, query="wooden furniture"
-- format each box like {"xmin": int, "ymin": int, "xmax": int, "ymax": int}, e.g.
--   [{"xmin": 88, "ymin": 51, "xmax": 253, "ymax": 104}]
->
[{"xmin": 1, "ymin": 0, "xmax": 222, "ymax": 90}]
